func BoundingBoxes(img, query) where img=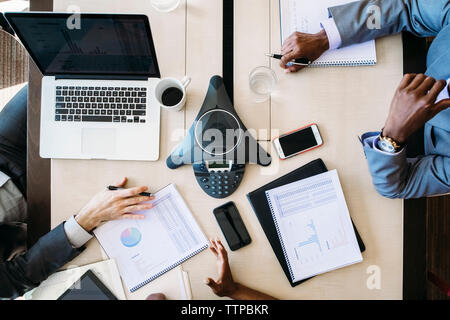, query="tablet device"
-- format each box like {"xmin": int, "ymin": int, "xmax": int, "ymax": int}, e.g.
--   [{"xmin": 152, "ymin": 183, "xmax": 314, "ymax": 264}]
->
[{"xmin": 57, "ymin": 270, "xmax": 118, "ymax": 300}]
